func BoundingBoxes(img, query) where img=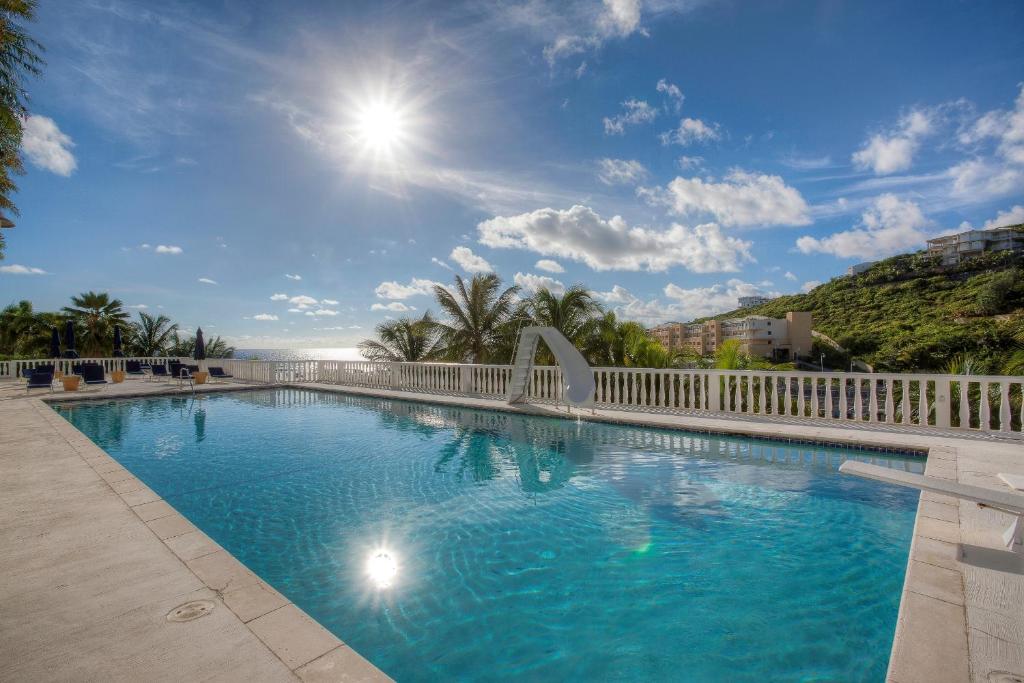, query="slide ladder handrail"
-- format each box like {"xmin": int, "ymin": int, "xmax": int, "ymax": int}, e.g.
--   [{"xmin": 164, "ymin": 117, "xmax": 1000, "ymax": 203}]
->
[{"xmin": 506, "ymin": 326, "xmax": 595, "ymax": 407}]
